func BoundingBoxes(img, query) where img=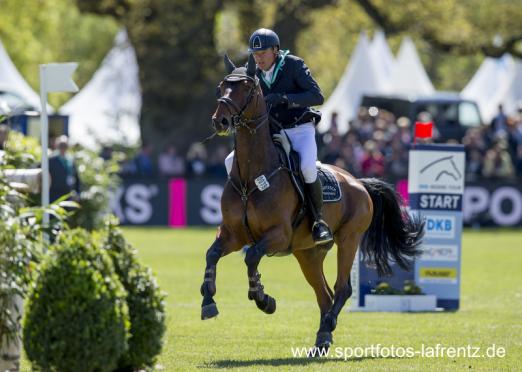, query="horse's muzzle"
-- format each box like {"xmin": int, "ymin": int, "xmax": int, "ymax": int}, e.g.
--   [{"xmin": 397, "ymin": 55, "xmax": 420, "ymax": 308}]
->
[{"xmin": 212, "ymin": 116, "xmax": 231, "ymax": 136}]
